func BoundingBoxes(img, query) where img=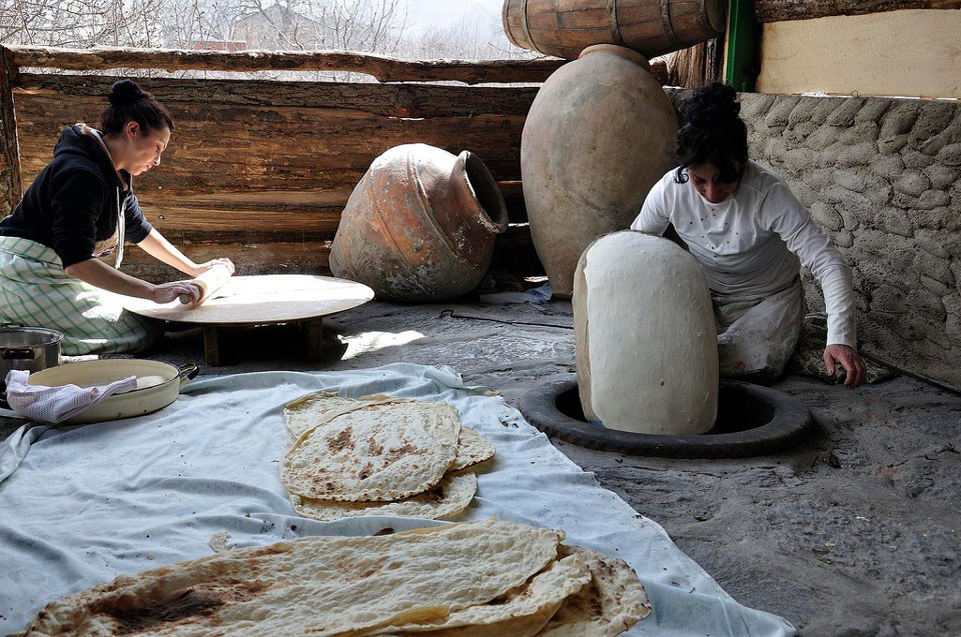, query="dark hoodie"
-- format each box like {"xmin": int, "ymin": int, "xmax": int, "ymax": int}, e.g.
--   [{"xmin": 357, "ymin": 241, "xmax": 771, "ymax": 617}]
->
[{"xmin": 0, "ymin": 125, "xmax": 153, "ymax": 268}]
